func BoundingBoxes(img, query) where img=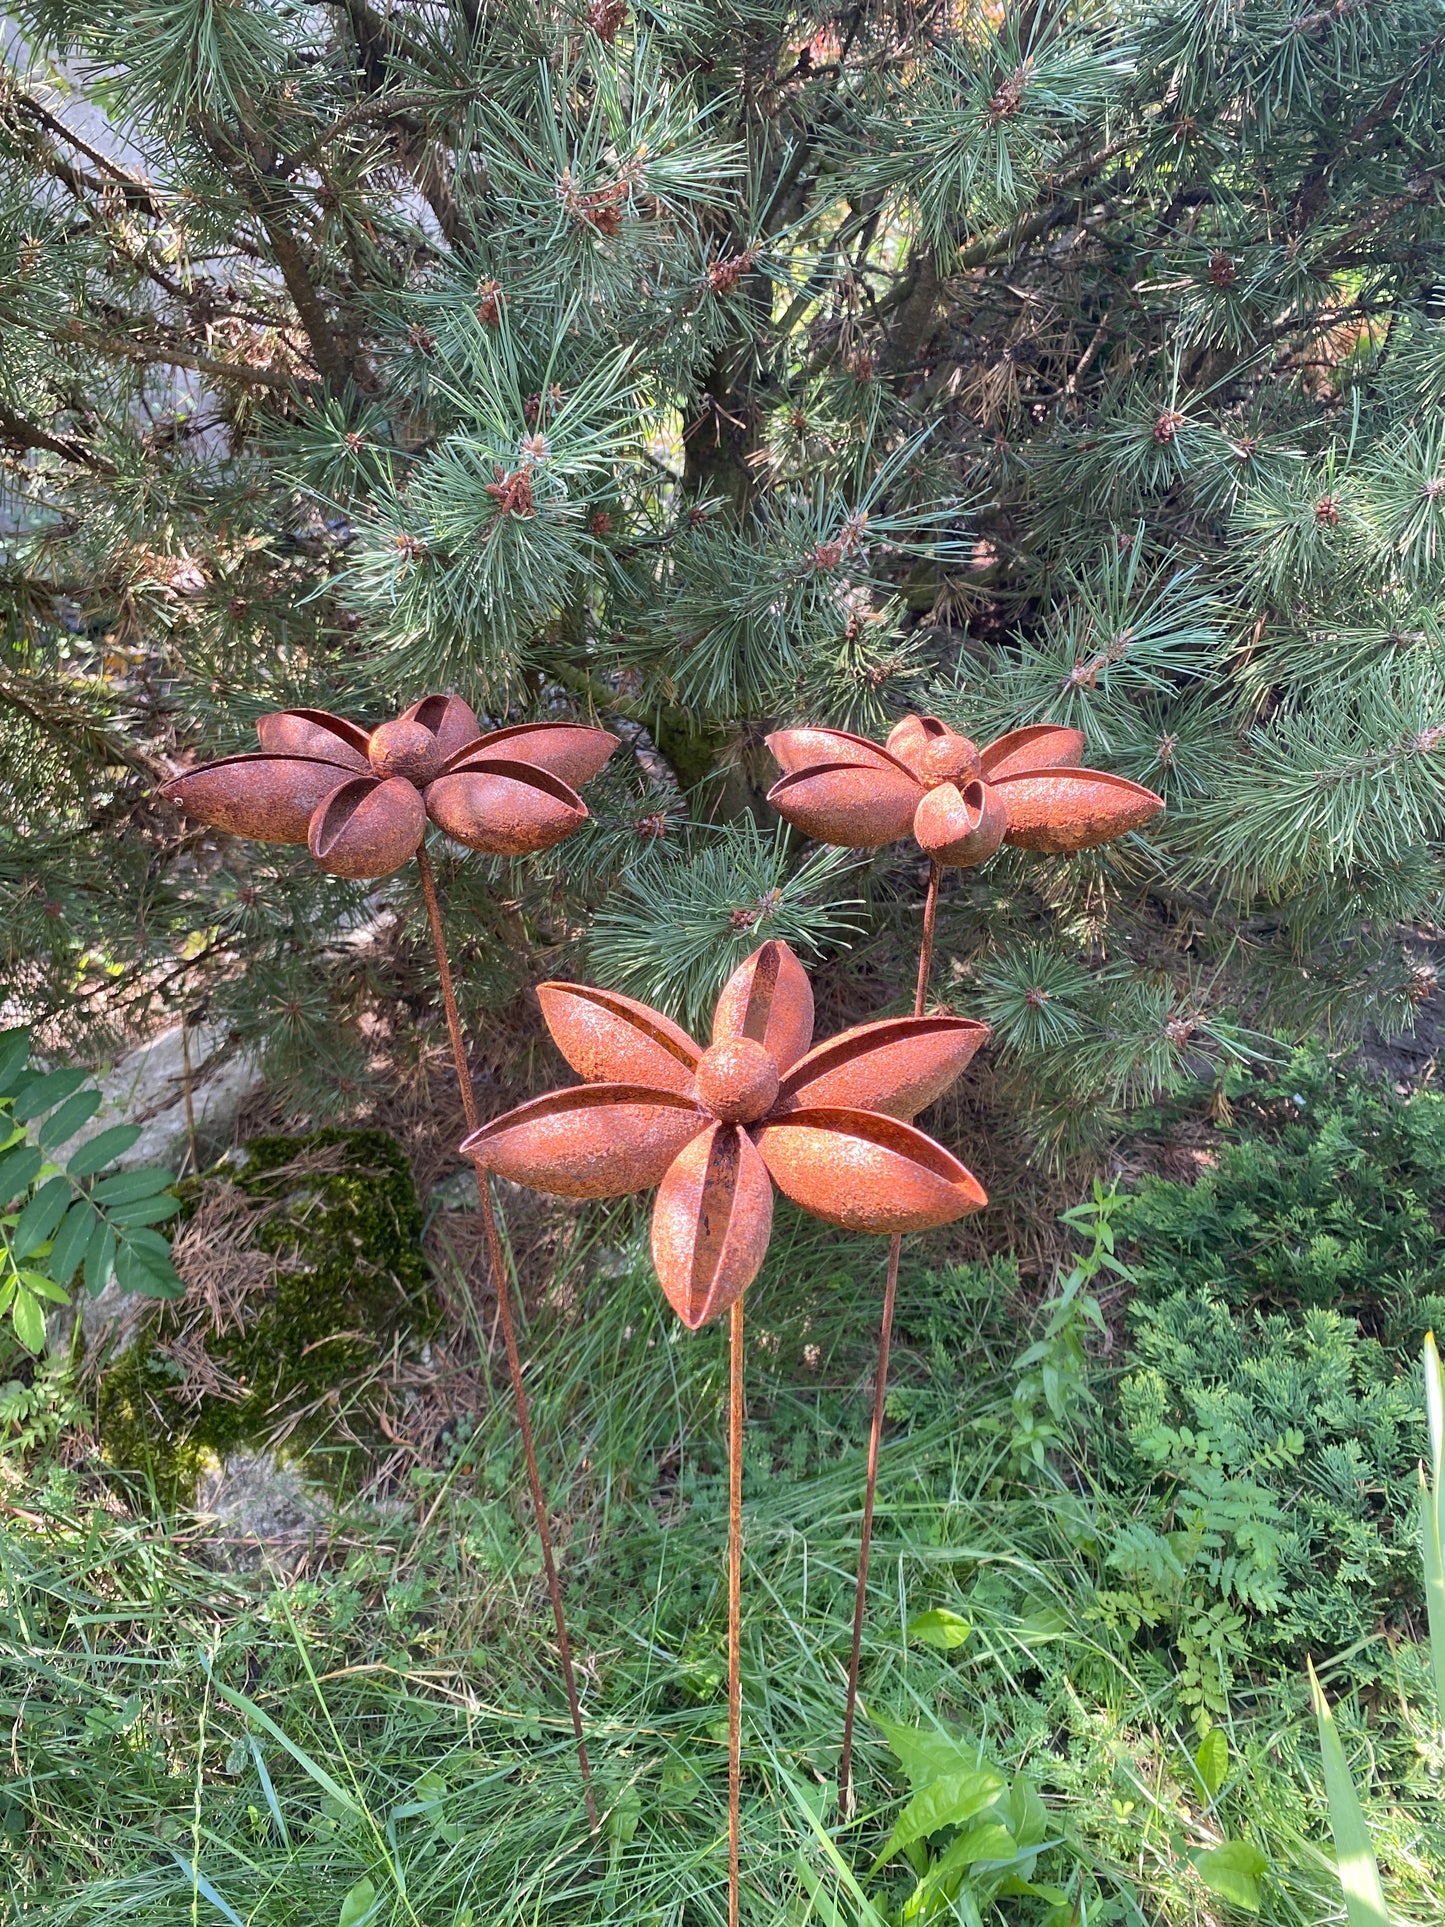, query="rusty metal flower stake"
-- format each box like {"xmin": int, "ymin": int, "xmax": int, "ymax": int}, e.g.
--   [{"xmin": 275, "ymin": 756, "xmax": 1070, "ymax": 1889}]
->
[
  {"xmin": 462, "ymin": 938, "xmax": 989, "ymax": 1922},
  {"xmin": 768, "ymin": 714, "xmax": 1164, "ymax": 1810},
  {"xmin": 163, "ymin": 695, "xmax": 617, "ymax": 1830}
]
